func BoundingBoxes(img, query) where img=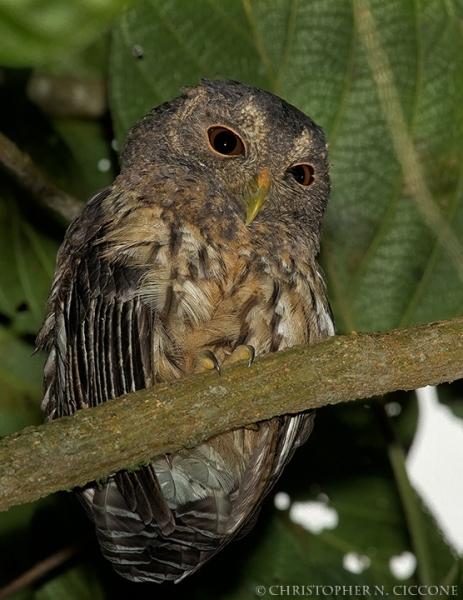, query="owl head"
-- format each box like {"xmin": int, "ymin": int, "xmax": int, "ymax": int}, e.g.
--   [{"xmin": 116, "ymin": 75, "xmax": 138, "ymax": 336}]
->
[{"xmin": 120, "ymin": 79, "xmax": 330, "ymax": 253}]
